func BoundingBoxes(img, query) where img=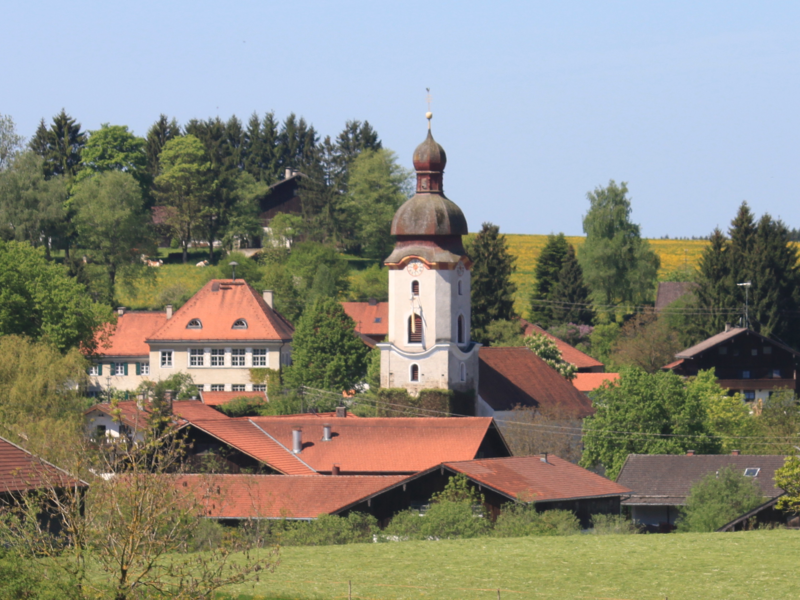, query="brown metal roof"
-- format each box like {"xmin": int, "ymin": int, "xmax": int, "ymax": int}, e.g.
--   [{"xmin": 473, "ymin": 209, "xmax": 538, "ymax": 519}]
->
[
  {"xmin": 616, "ymin": 454, "xmax": 787, "ymax": 506},
  {"xmin": 655, "ymin": 282, "xmax": 698, "ymax": 312},
  {"xmin": 674, "ymin": 327, "xmax": 800, "ymax": 360}
]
